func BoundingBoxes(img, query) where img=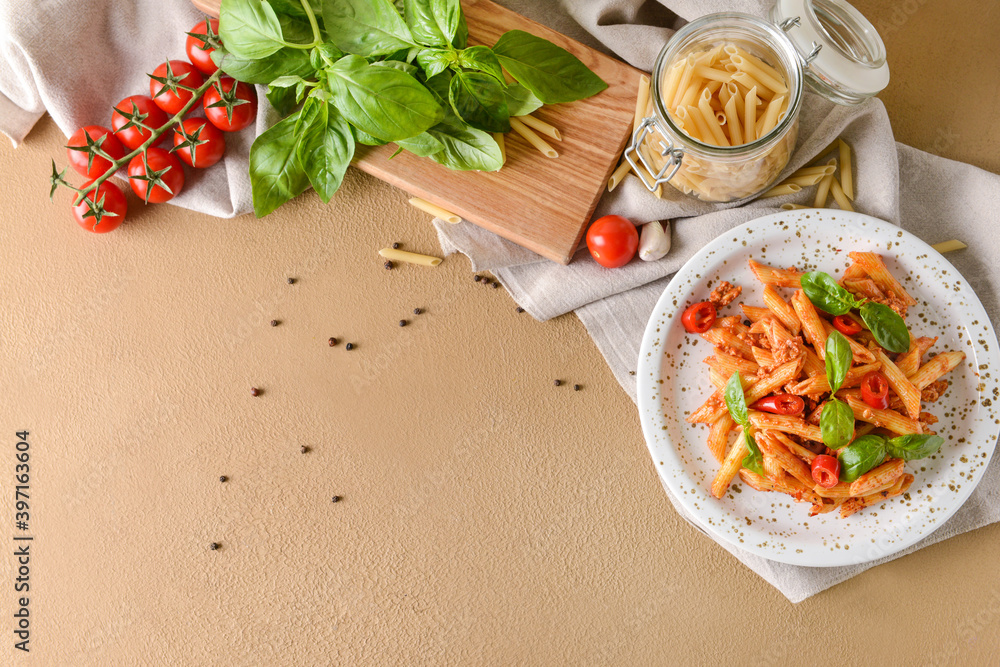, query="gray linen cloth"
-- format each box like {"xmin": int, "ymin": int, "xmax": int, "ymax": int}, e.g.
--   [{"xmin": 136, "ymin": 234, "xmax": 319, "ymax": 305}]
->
[{"xmin": 2, "ymin": 0, "xmax": 998, "ymax": 602}]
